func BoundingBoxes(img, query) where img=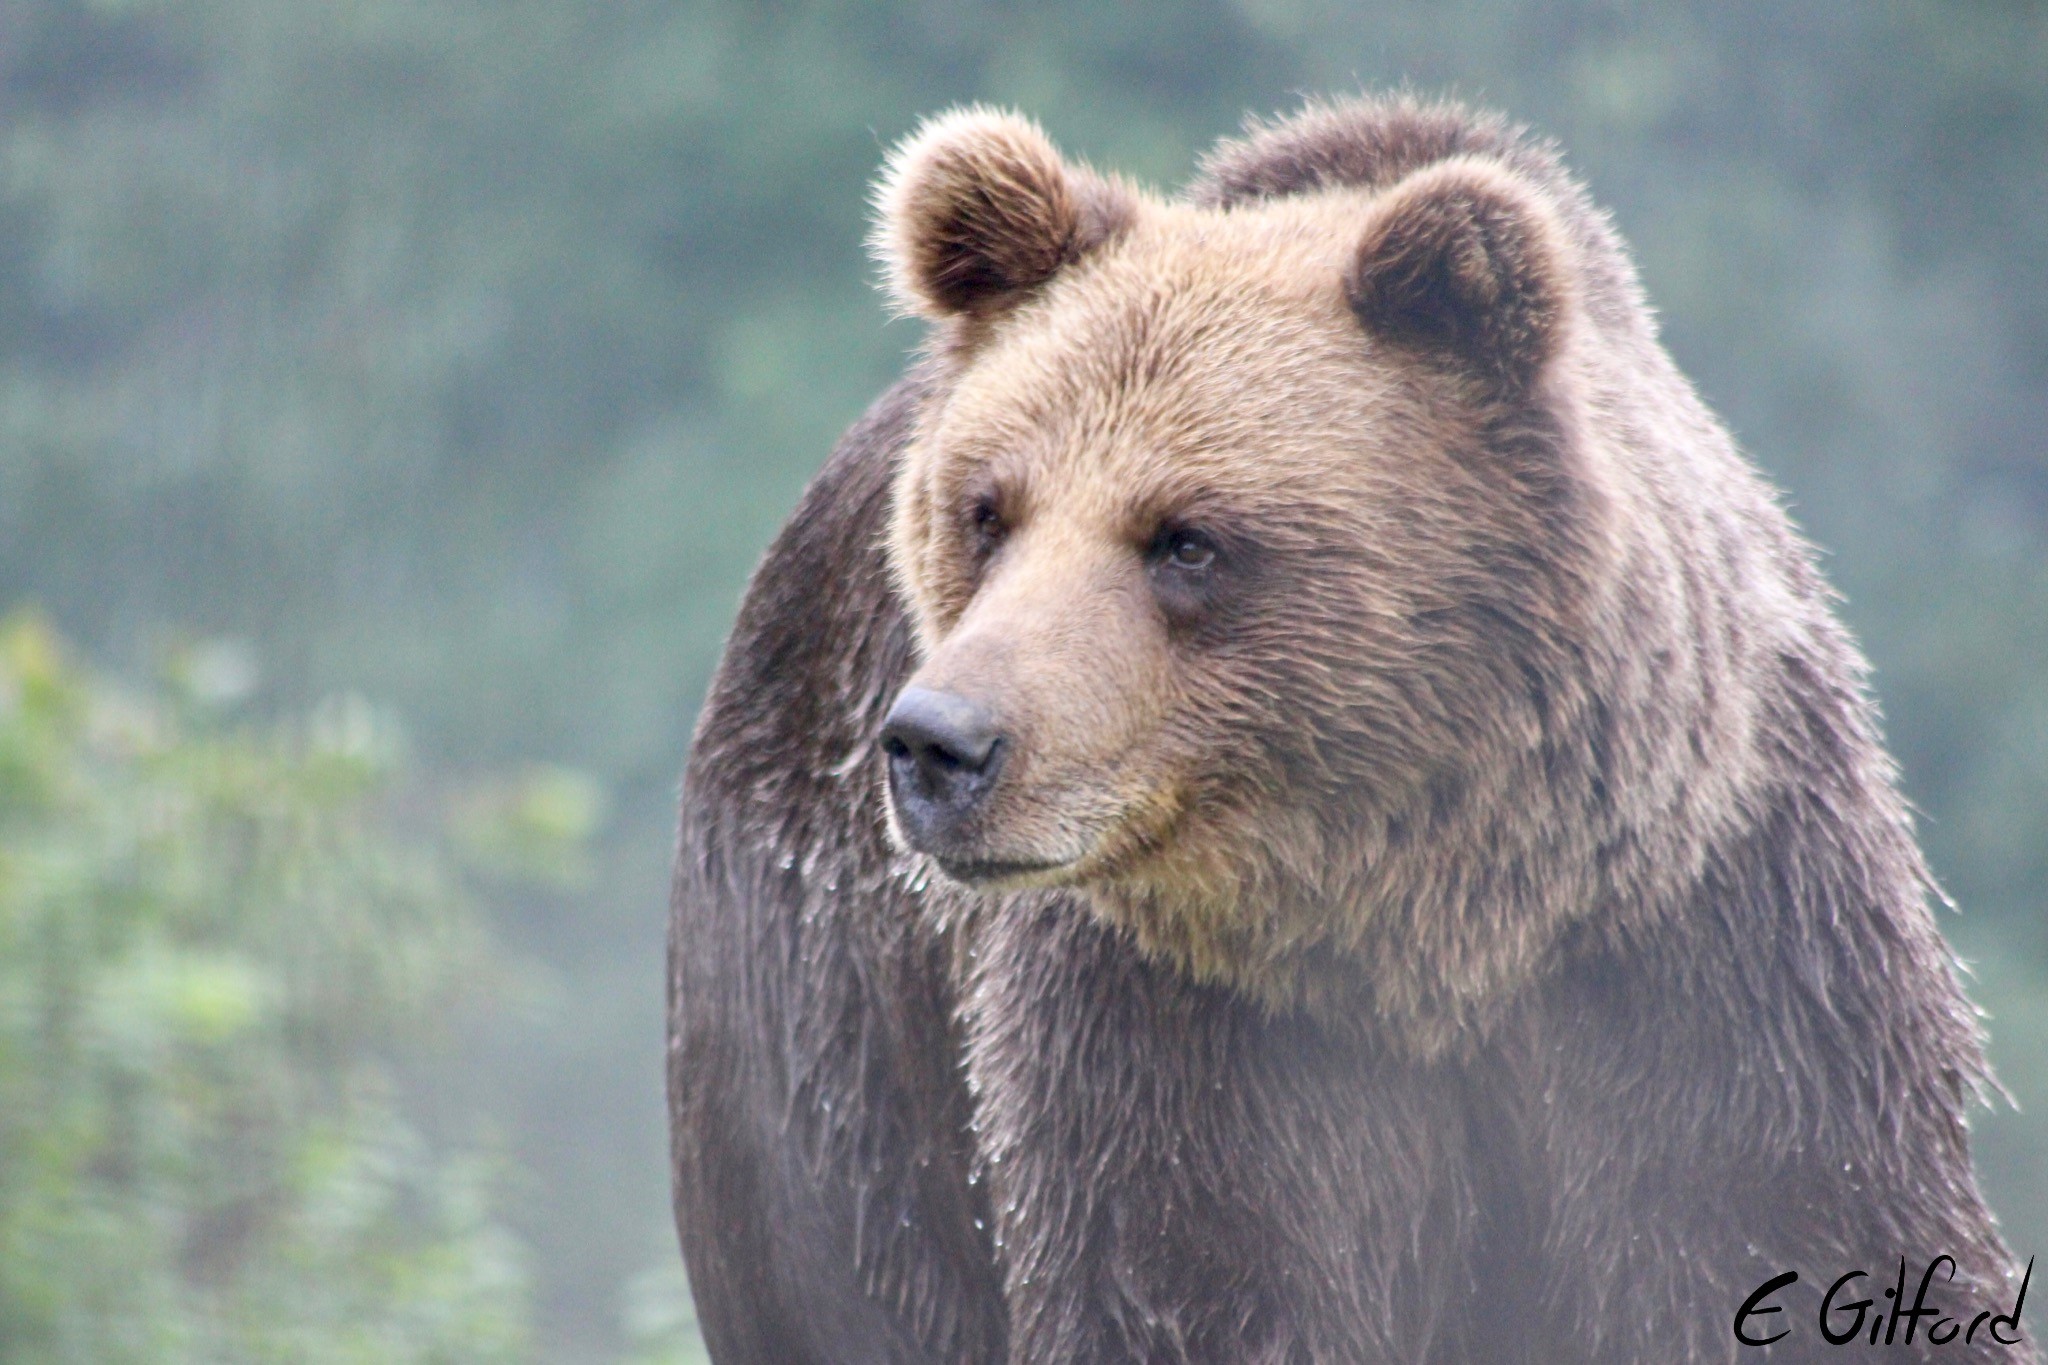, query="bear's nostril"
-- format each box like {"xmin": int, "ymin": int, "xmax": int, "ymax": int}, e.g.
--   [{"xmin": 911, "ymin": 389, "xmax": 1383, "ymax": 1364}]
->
[
  {"xmin": 879, "ymin": 687, "xmax": 1006, "ymax": 838},
  {"xmin": 879, "ymin": 687, "xmax": 1001, "ymax": 774}
]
